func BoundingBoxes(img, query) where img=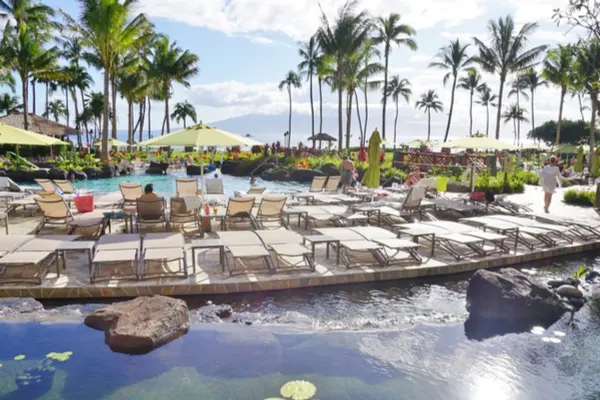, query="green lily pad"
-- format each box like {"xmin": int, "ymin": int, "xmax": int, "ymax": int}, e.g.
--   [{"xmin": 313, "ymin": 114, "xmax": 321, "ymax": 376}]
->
[
  {"xmin": 46, "ymin": 351, "xmax": 73, "ymax": 362},
  {"xmin": 280, "ymin": 381, "xmax": 317, "ymax": 400},
  {"xmin": 14, "ymin": 355, "xmax": 25, "ymax": 361},
  {"xmin": 264, "ymin": 398, "xmax": 285, "ymax": 400}
]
